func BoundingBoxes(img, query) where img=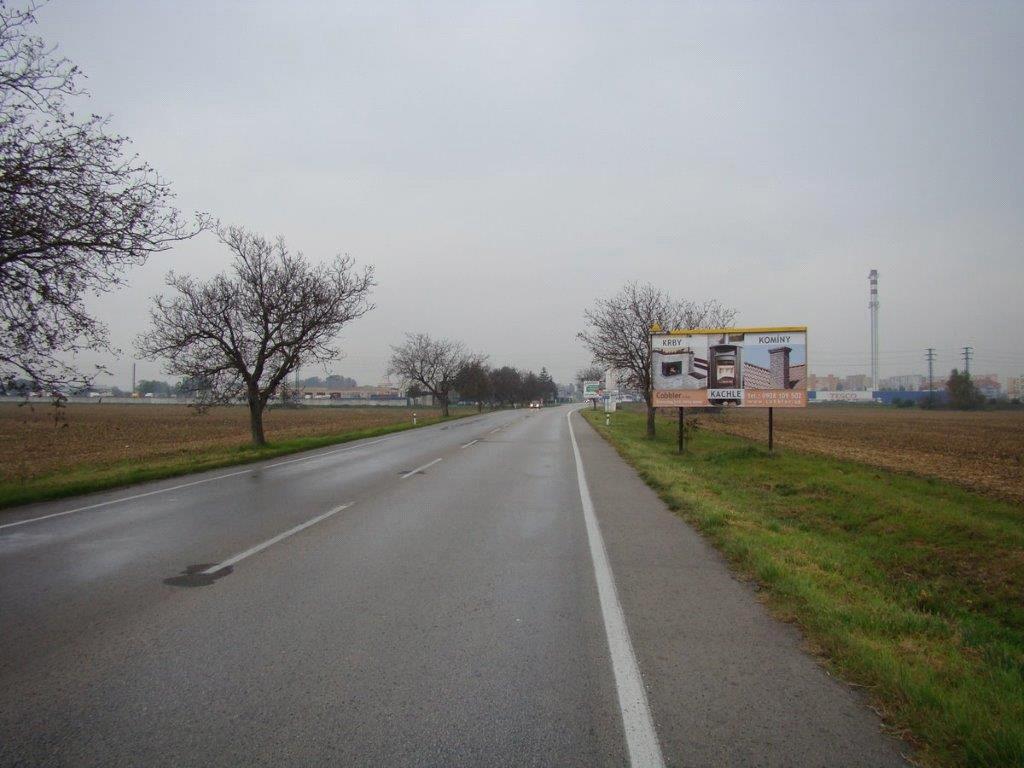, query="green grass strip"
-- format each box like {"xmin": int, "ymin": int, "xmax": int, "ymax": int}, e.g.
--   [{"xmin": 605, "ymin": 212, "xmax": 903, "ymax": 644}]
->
[
  {"xmin": 583, "ymin": 410, "xmax": 1024, "ymax": 768},
  {"xmin": 0, "ymin": 412, "xmax": 473, "ymax": 511}
]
